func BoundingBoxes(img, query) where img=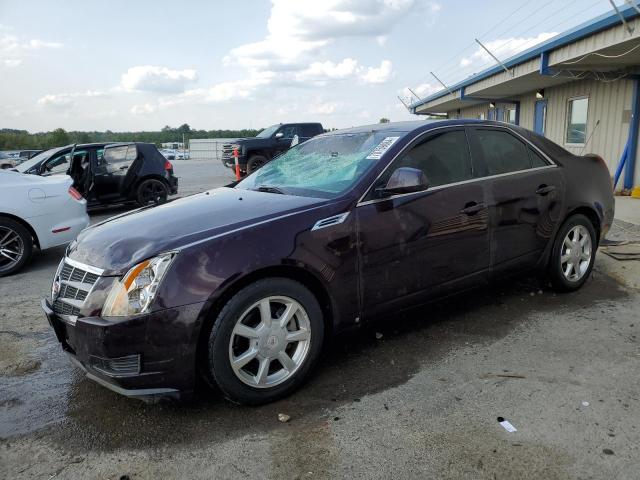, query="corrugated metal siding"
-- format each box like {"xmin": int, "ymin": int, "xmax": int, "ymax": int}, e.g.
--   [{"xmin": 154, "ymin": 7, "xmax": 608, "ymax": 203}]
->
[
  {"xmin": 541, "ymin": 78, "xmax": 632, "ymax": 174},
  {"xmin": 446, "ymin": 78, "xmax": 634, "ymax": 181}
]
